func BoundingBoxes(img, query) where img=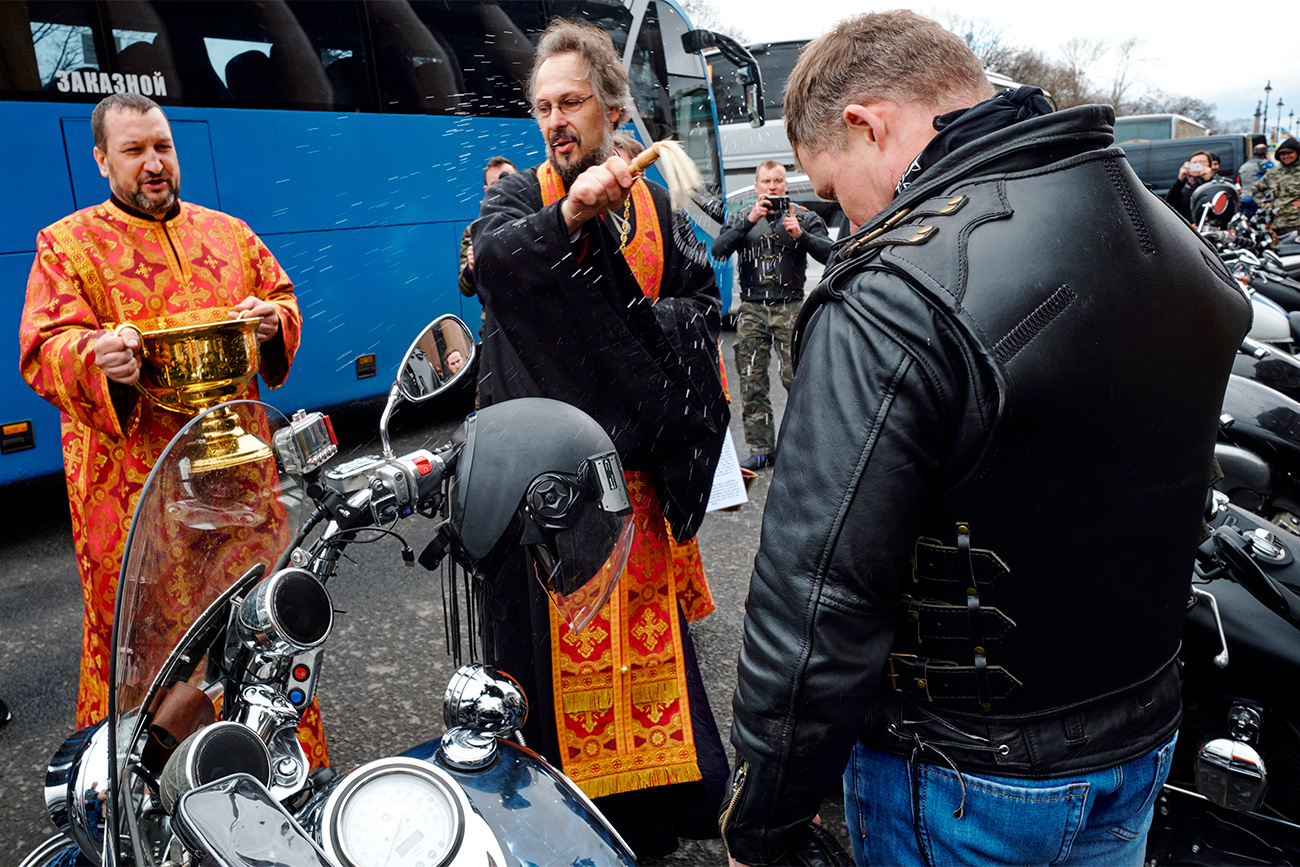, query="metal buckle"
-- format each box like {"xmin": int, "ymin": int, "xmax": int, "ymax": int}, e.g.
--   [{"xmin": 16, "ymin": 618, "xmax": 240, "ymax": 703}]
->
[{"xmin": 887, "ymin": 653, "xmax": 919, "ymax": 692}]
